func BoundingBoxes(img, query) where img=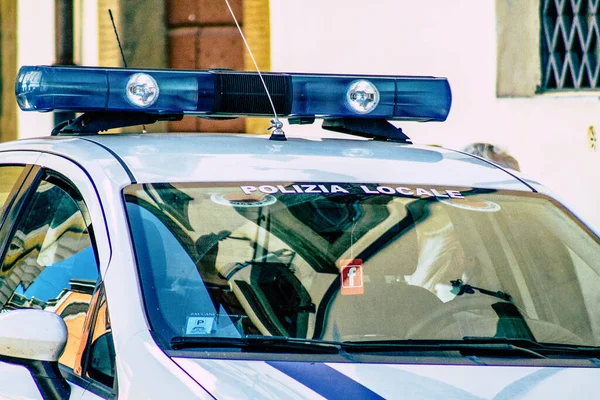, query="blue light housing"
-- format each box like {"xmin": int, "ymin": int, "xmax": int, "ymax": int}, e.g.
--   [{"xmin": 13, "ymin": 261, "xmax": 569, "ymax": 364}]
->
[{"xmin": 15, "ymin": 66, "xmax": 452, "ymax": 122}]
